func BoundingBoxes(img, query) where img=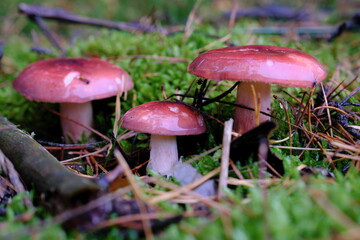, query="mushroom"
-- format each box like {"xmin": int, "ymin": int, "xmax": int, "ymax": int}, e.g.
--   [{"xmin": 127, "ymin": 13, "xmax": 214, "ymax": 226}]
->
[
  {"xmin": 13, "ymin": 58, "xmax": 133, "ymax": 142},
  {"xmin": 120, "ymin": 101, "xmax": 206, "ymax": 176},
  {"xmin": 188, "ymin": 45, "xmax": 327, "ymax": 133}
]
